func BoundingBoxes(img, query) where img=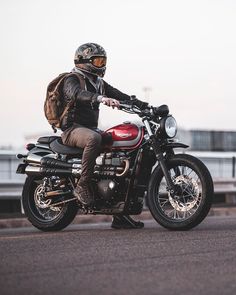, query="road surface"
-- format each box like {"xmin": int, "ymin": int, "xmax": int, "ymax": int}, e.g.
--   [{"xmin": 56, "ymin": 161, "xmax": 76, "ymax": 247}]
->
[{"xmin": 0, "ymin": 216, "xmax": 236, "ymax": 295}]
